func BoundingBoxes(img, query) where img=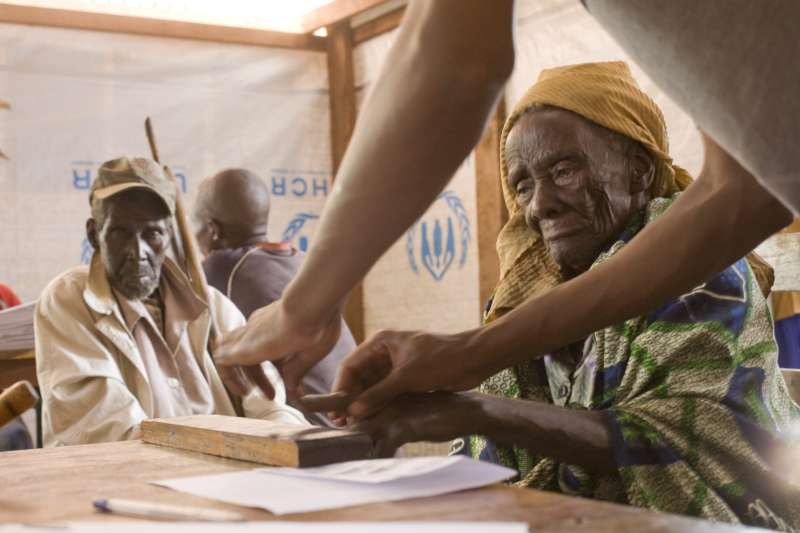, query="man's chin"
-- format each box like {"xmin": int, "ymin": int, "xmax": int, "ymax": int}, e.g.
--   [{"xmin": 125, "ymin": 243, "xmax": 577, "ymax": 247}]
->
[{"xmin": 114, "ymin": 279, "xmax": 159, "ymax": 300}]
